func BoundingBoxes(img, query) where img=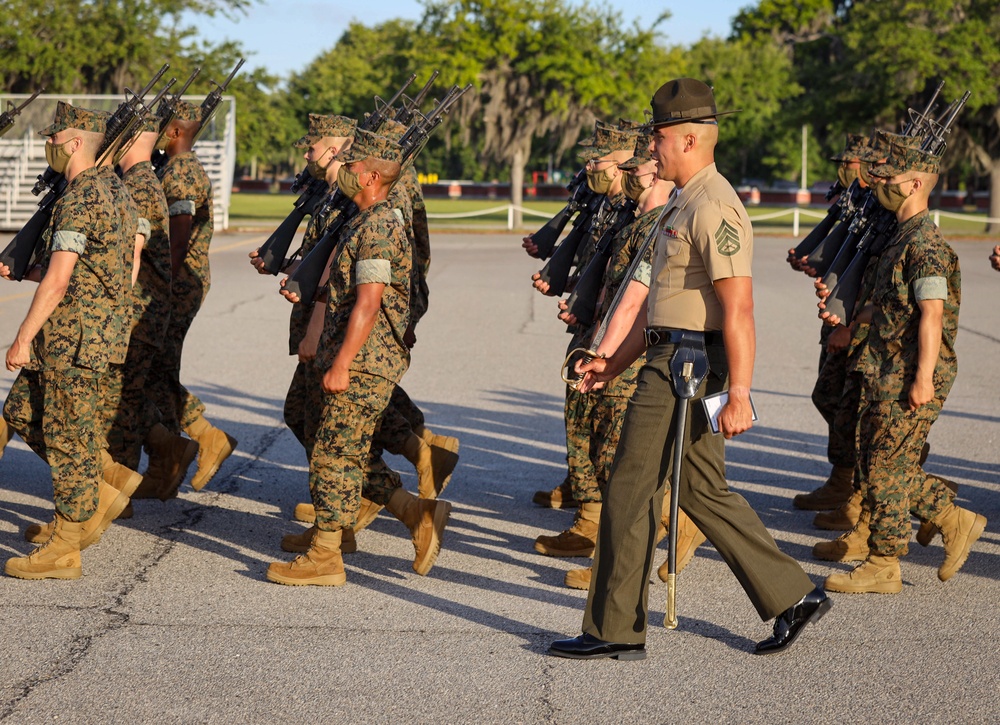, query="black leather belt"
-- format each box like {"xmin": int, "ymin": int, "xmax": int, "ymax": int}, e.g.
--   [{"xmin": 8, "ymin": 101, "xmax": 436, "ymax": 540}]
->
[{"xmin": 644, "ymin": 327, "xmax": 722, "ymax": 347}]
